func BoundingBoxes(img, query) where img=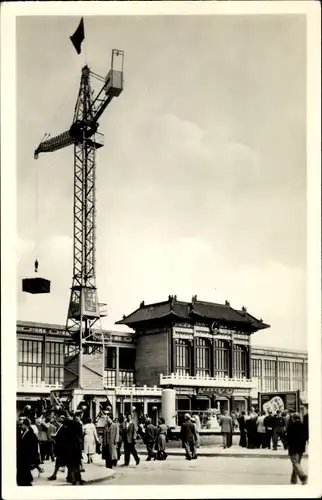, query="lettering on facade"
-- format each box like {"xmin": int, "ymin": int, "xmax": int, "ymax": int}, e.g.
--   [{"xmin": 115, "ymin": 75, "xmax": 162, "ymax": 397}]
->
[{"xmin": 111, "ymin": 336, "xmax": 132, "ymax": 343}]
